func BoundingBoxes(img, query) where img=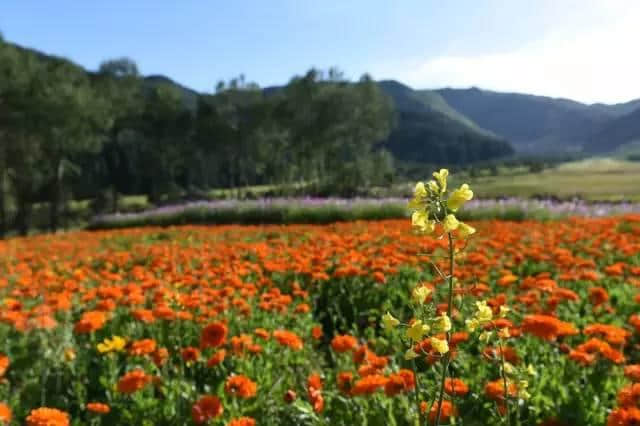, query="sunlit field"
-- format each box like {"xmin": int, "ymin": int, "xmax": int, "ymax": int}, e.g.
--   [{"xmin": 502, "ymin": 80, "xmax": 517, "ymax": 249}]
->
[{"xmin": 0, "ymin": 216, "xmax": 639, "ymax": 425}]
